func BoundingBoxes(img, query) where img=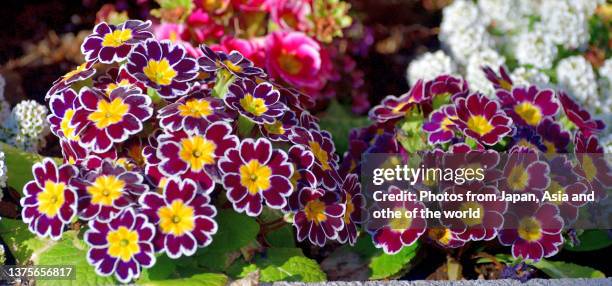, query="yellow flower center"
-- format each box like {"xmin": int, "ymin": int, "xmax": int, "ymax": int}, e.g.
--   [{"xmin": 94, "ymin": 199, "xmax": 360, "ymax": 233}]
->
[
  {"xmin": 106, "ymin": 79, "xmax": 132, "ymax": 96},
  {"xmin": 467, "ymin": 115, "xmax": 494, "ymax": 136},
  {"xmin": 264, "ymin": 120, "xmax": 285, "ymax": 135},
  {"xmin": 289, "ymin": 164, "xmax": 302, "ymax": 187},
  {"xmin": 581, "ymin": 155, "xmax": 597, "ymax": 182},
  {"xmin": 87, "ymin": 175, "xmax": 125, "ymax": 206},
  {"xmin": 514, "ymin": 102, "xmax": 542, "ymax": 126},
  {"xmin": 304, "ymin": 199, "xmax": 327, "ymax": 224},
  {"xmin": 63, "ymin": 63, "xmax": 88, "ymax": 79},
  {"xmin": 178, "ymin": 99, "xmax": 213, "ymax": 118},
  {"xmin": 278, "ymin": 53, "xmax": 302, "ymax": 75},
  {"xmin": 500, "ymin": 80, "xmax": 512, "ymax": 91},
  {"xmin": 459, "ymin": 201, "xmax": 484, "ymax": 226},
  {"xmin": 178, "ymin": 136, "xmax": 216, "ymax": 172},
  {"xmin": 102, "ymin": 29, "xmax": 133, "ymax": 47},
  {"xmin": 389, "ymin": 207, "xmax": 411, "ymax": 231},
  {"xmin": 158, "ymin": 200, "xmax": 196, "ymax": 236},
  {"xmin": 223, "ymin": 60, "xmax": 243, "ymax": 73},
  {"xmin": 343, "ymin": 194, "xmax": 354, "ymax": 224},
  {"xmin": 518, "ymin": 217, "xmax": 542, "ymax": 242},
  {"xmin": 440, "ymin": 116, "xmax": 456, "ymax": 131},
  {"xmin": 546, "ymin": 180, "xmax": 565, "ymax": 205},
  {"xmin": 143, "ymin": 59, "xmax": 177, "ymax": 86},
  {"xmin": 60, "ymin": 108, "xmax": 79, "ymax": 141},
  {"xmin": 107, "ymin": 226, "xmax": 141, "ymax": 262},
  {"xmin": 543, "ymin": 140, "xmax": 557, "ymax": 154},
  {"xmin": 309, "ymin": 141, "xmax": 331, "ymax": 171},
  {"xmin": 429, "ymin": 228, "xmax": 453, "ymax": 245},
  {"xmin": 507, "ymin": 165, "xmax": 529, "ymax": 191},
  {"xmin": 239, "ymin": 160, "xmax": 272, "ymax": 194},
  {"xmin": 37, "ymin": 181, "xmax": 66, "ymax": 217},
  {"xmin": 239, "ymin": 93, "xmax": 268, "ymax": 116},
  {"xmin": 88, "ymin": 98, "xmax": 129, "ymax": 129}
]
